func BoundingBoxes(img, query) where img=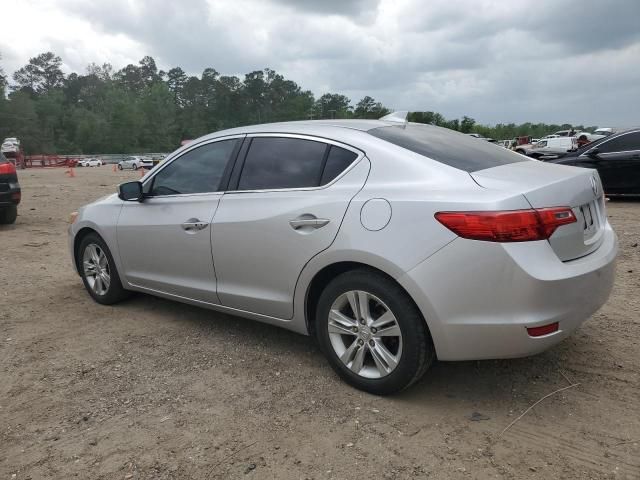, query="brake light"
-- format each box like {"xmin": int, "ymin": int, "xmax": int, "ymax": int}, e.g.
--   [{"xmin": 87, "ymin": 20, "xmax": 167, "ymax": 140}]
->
[
  {"xmin": 0, "ymin": 162, "xmax": 17, "ymax": 175},
  {"xmin": 435, "ymin": 207, "xmax": 576, "ymax": 242}
]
